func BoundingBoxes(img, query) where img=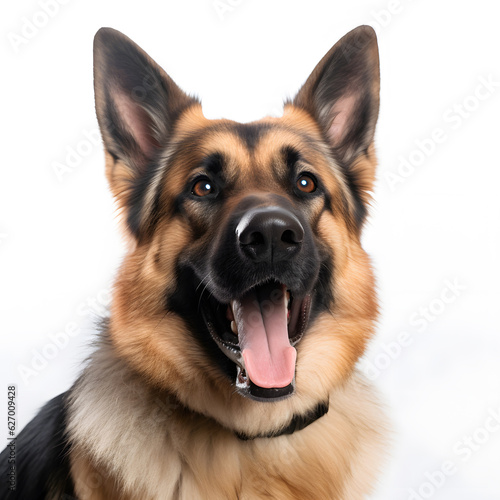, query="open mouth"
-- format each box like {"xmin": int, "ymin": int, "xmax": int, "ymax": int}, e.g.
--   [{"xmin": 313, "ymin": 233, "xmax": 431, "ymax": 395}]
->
[{"xmin": 202, "ymin": 280, "xmax": 311, "ymax": 402}]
